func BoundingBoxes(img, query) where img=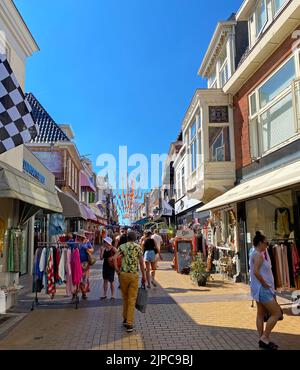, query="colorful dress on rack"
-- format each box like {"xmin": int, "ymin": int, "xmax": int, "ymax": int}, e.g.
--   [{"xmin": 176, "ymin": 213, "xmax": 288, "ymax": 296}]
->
[
  {"xmin": 66, "ymin": 248, "xmax": 75, "ymax": 296},
  {"xmin": 47, "ymin": 248, "xmax": 56, "ymax": 296}
]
